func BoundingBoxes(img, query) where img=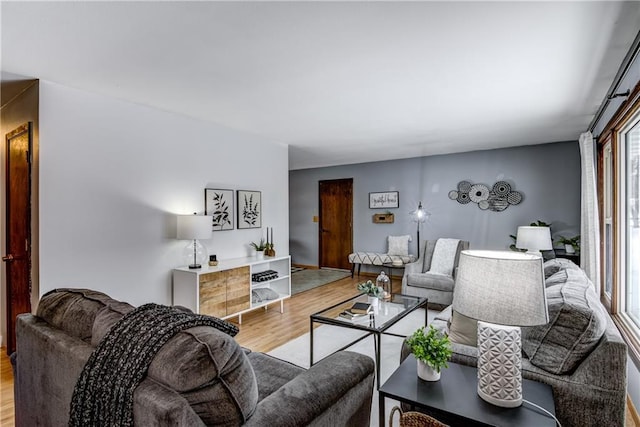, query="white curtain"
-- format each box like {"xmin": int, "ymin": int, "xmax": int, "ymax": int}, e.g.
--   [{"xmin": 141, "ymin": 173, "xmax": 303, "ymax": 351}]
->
[{"xmin": 579, "ymin": 131, "xmax": 601, "ymax": 294}]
